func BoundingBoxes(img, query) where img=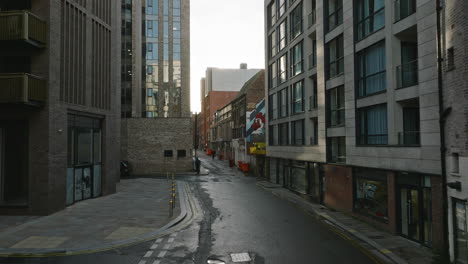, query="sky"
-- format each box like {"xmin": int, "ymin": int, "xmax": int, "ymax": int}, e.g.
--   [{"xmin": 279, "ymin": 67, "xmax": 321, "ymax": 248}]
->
[{"xmin": 190, "ymin": 0, "xmax": 265, "ymax": 113}]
